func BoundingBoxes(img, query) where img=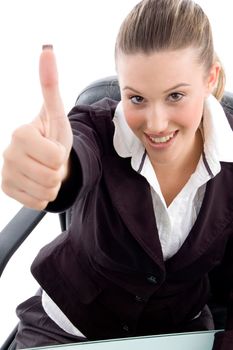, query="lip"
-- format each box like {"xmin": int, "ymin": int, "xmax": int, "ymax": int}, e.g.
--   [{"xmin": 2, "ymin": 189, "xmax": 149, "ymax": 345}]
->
[{"xmin": 144, "ymin": 130, "xmax": 179, "ymax": 149}]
